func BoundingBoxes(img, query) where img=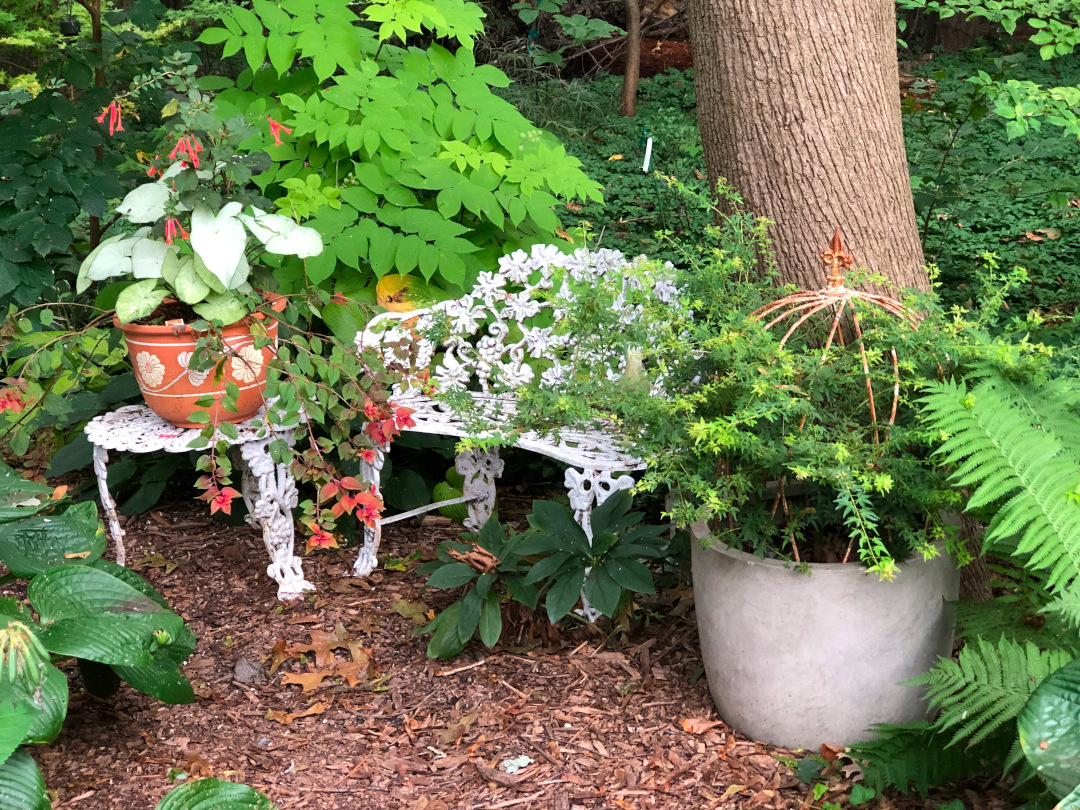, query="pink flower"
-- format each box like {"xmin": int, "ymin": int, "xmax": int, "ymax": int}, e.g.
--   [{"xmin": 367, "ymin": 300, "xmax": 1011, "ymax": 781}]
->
[
  {"xmin": 359, "ymin": 448, "xmax": 377, "ymax": 463},
  {"xmin": 0, "ymin": 389, "xmax": 26, "ymax": 413},
  {"xmin": 394, "ymin": 405, "xmax": 415, "ymax": 429},
  {"xmin": 267, "ymin": 117, "xmax": 292, "ymax": 146}
]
